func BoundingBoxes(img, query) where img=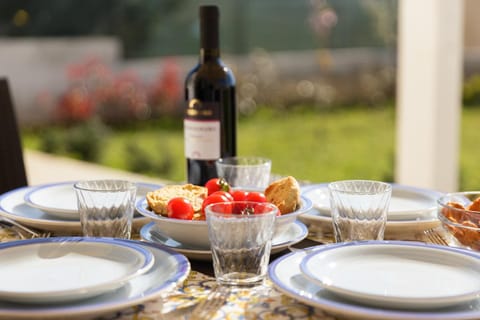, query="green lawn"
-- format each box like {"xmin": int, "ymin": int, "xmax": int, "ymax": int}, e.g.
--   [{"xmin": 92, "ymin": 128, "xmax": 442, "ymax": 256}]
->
[{"xmin": 22, "ymin": 105, "xmax": 480, "ymax": 190}]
